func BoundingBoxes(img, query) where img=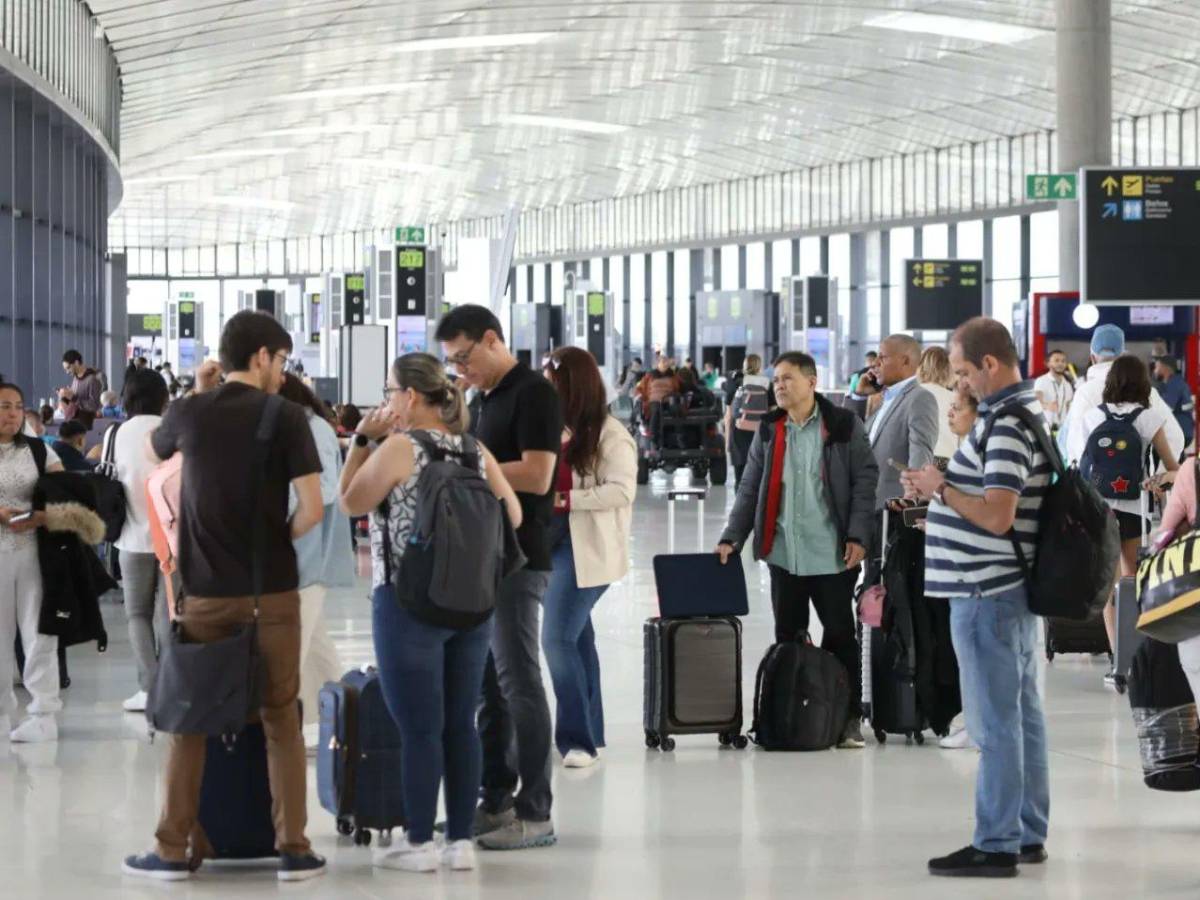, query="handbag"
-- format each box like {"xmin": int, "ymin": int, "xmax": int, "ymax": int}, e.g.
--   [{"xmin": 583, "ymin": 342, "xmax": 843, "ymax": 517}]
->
[
  {"xmin": 89, "ymin": 421, "xmax": 127, "ymax": 543},
  {"xmin": 146, "ymin": 395, "xmax": 284, "ymax": 743},
  {"xmin": 1137, "ymin": 459, "xmax": 1200, "ymax": 643}
]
